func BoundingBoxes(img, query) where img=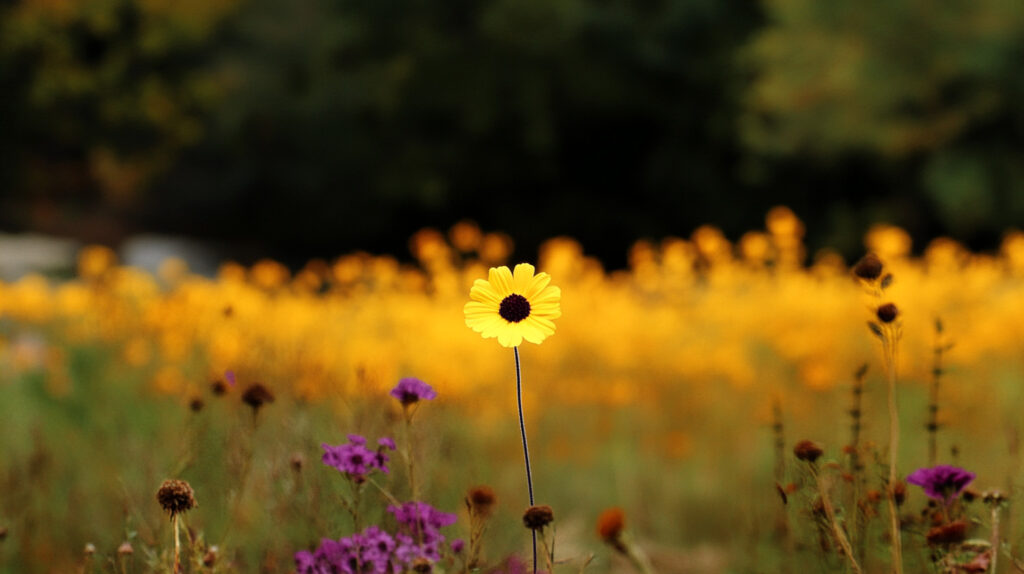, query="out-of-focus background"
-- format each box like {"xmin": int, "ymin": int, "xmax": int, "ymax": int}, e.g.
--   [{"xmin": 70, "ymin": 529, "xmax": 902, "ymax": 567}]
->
[
  {"xmin": 3, "ymin": 0, "xmax": 1023, "ymax": 269},
  {"xmin": 3, "ymin": 2, "xmax": 1024, "ymax": 573}
]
